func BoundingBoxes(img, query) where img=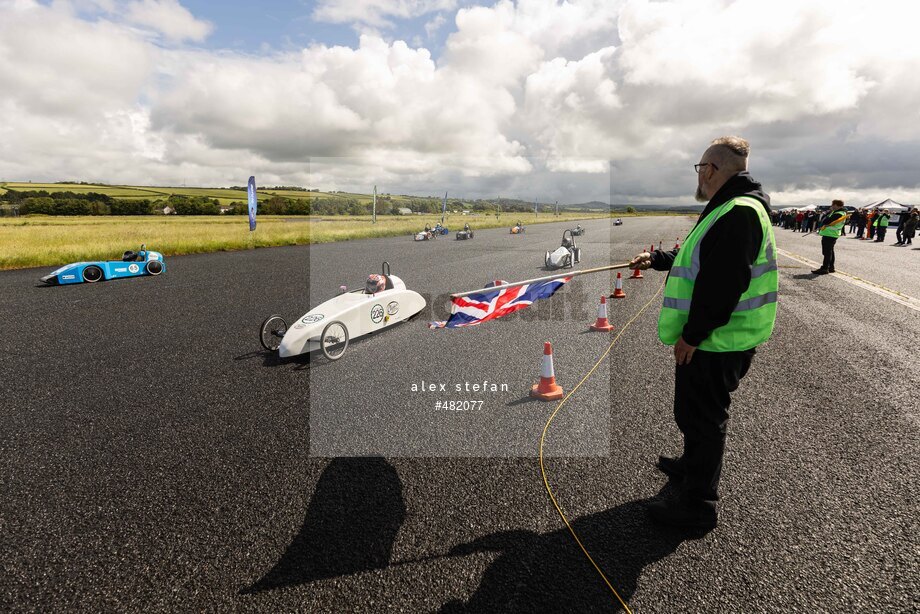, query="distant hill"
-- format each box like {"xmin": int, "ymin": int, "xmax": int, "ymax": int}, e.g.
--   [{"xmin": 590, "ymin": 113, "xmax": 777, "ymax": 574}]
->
[
  {"xmin": 569, "ymin": 201, "xmax": 703, "ymax": 212},
  {"xmin": 0, "ymin": 181, "xmax": 703, "ymax": 215},
  {"xmin": 628, "ymin": 203, "xmax": 704, "ymax": 212}
]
